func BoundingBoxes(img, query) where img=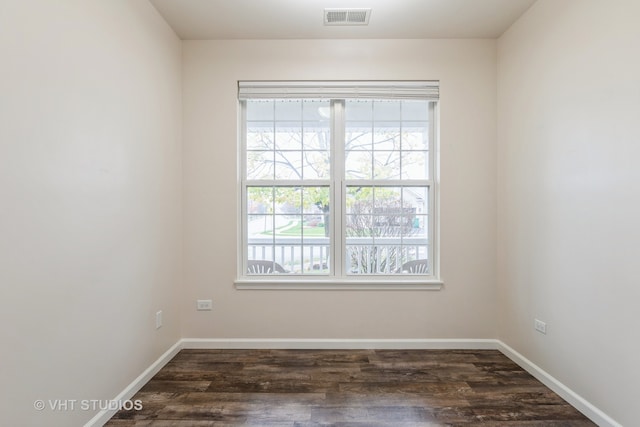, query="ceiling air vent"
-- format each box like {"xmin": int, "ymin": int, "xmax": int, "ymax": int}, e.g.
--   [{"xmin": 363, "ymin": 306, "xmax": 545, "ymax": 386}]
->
[{"xmin": 324, "ymin": 8, "xmax": 371, "ymax": 26}]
